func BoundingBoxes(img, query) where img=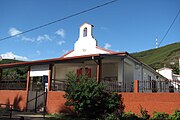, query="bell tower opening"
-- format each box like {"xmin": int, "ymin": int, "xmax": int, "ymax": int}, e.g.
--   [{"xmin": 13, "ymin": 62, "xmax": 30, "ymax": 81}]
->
[{"xmin": 83, "ymin": 27, "xmax": 87, "ymax": 37}]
